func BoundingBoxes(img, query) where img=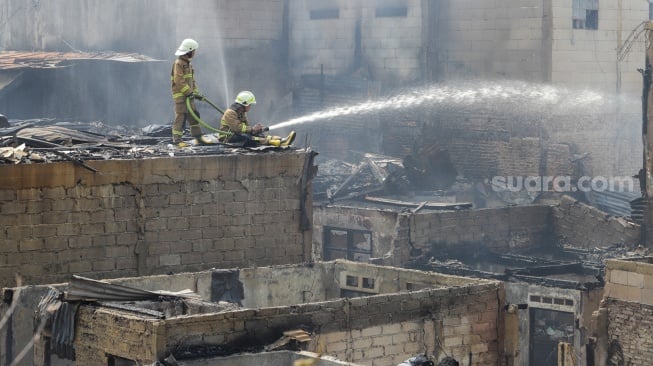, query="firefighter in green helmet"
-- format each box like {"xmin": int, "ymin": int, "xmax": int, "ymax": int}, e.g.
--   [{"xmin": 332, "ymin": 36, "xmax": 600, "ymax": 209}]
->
[{"xmin": 219, "ymin": 91, "xmax": 296, "ymax": 147}]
